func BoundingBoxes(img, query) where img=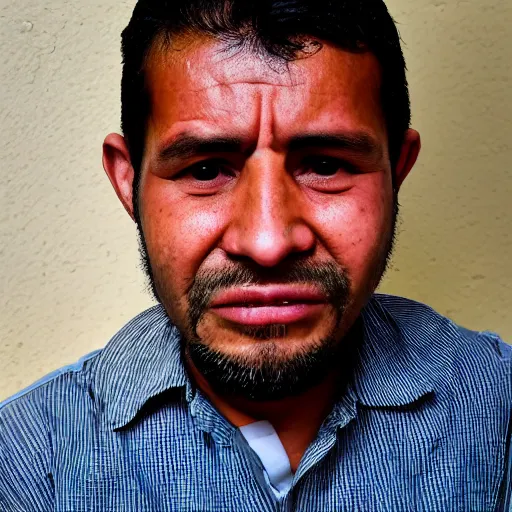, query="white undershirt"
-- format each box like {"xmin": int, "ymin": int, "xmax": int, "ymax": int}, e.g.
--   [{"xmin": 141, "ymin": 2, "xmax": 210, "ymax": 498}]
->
[{"xmin": 239, "ymin": 420, "xmax": 294, "ymax": 497}]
